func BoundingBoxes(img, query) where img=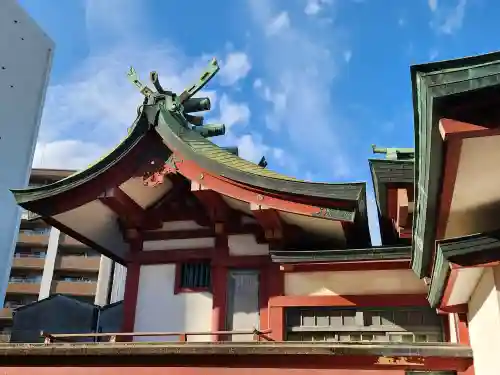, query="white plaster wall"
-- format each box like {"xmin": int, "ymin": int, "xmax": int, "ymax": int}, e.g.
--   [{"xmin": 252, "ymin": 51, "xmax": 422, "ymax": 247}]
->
[
  {"xmin": 446, "ymin": 135, "xmax": 500, "ymax": 238},
  {"xmin": 134, "ymin": 264, "xmax": 213, "ymax": 342},
  {"xmin": 285, "ymin": 270, "xmax": 427, "ymax": 296},
  {"xmin": 0, "ymin": 0, "xmax": 54, "ymax": 305},
  {"xmin": 142, "ymin": 237, "xmax": 215, "ymax": 251},
  {"xmin": 153, "ymin": 220, "xmax": 208, "ymax": 231},
  {"xmin": 228, "ymin": 234, "xmax": 269, "ymax": 256},
  {"xmin": 448, "ymin": 313, "xmax": 458, "ymax": 343},
  {"xmin": 468, "ymin": 266, "xmax": 500, "ymax": 375}
]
